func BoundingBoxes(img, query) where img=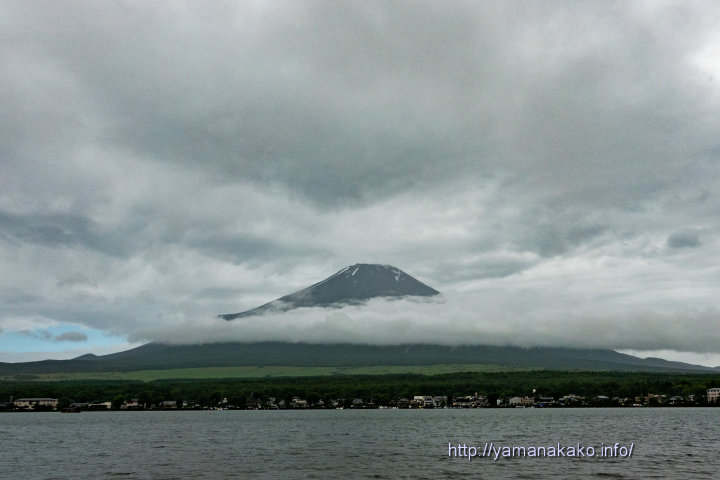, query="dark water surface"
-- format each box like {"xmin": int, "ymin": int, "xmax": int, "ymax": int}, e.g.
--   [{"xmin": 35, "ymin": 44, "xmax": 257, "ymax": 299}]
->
[{"xmin": 2, "ymin": 408, "xmax": 718, "ymax": 479}]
